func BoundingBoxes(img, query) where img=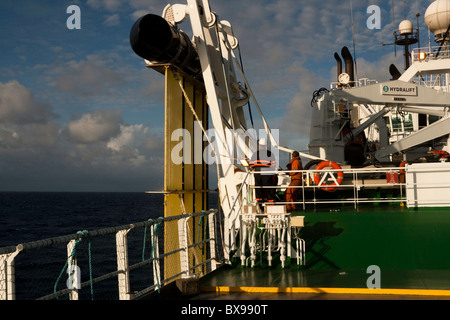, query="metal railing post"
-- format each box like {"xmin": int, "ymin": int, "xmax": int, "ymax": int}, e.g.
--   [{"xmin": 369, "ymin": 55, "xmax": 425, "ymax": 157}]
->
[
  {"xmin": 6, "ymin": 249, "xmax": 21, "ymax": 300},
  {"xmin": 1, "ymin": 248, "xmax": 21, "ymax": 300},
  {"xmin": 178, "ymin": 217, "xmax": 190, "ymax": 278},
  {"xmin": 116, "ymin": 229, "xmax": 132, "ymax": 300},
  {"xmin": 0, "ymin": 254, "xmax": 7, "ymax": 300},
  {"xmin": 208, "ymin": 212, "xmax": 217, "ymax": 271},
  {"xmin": 67, "ymin": 240, "xmax": 79, "ymax": 300}
]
